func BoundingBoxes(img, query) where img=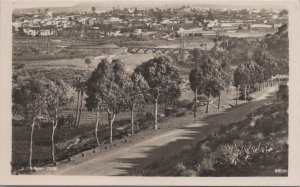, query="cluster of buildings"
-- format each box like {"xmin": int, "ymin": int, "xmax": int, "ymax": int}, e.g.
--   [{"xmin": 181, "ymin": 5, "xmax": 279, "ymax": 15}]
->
[{"xmin": 12, "ymin": 7, "xmax": 288, "ymax": 38}]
